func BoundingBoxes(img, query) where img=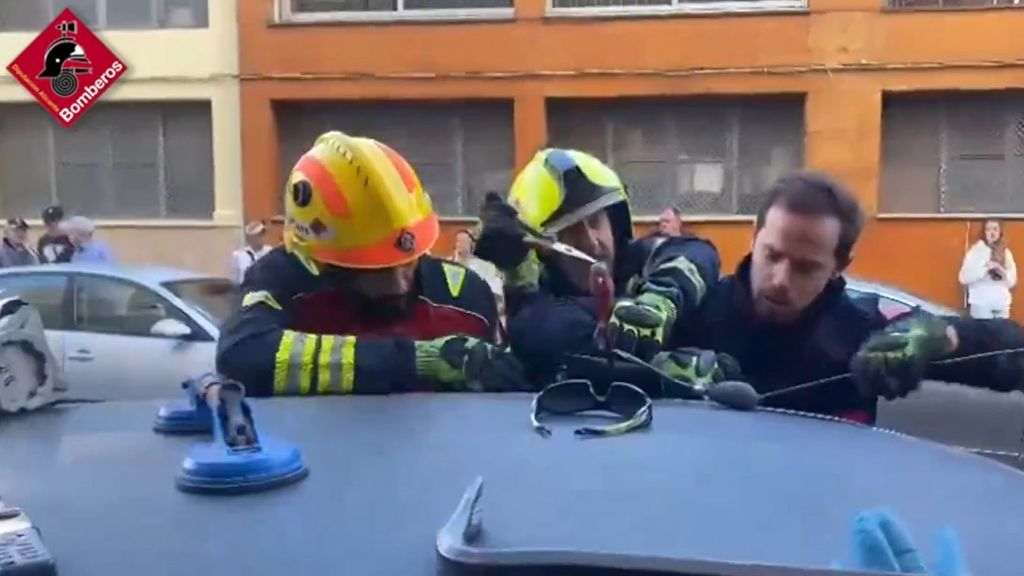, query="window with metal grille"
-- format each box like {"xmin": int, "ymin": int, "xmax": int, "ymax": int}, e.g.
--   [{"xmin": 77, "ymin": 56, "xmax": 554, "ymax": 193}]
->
[
  {"xmin": 547, "ymin": 97, "xmax": 805, "ymax": 217},
  {"xmin": 275, "ymin": 101, "xmax": 515, "ymax": 217},
  {"xmin": 0, "ymin": 102, "xmax": 215, "ymax": 219},
  {"xmin": 283, "ymin": 0, "xmax": 512, "ymax": 21},
  {"xmin": 888, "ymin": 0, "xmax": 1021, "ymax": 9},
  {"xmin": 0, "ymin": 0, "xmax": 208, "ymax": 31},
  {"xmin": 549, "ymin": 0, "xmax": 806, "ymax": 14},
  {"xmin": 880, "ymin": 93, "xmax": 1024, "ymax": 214}
]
